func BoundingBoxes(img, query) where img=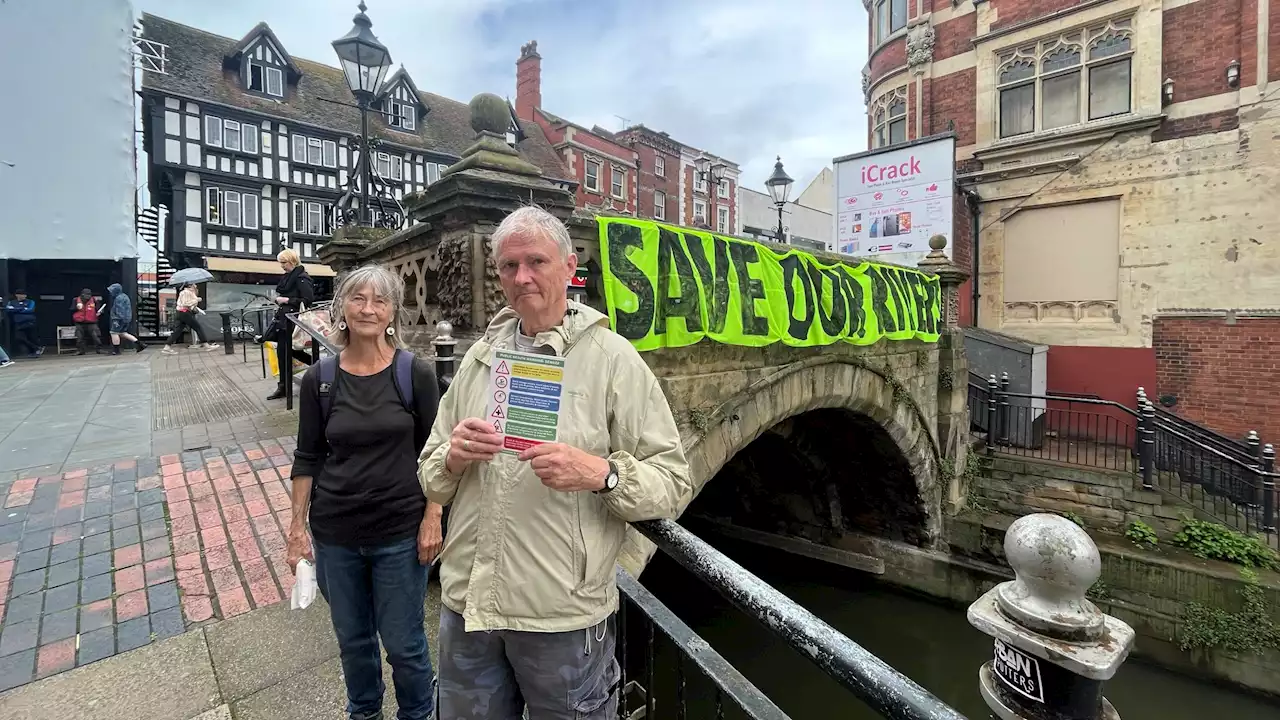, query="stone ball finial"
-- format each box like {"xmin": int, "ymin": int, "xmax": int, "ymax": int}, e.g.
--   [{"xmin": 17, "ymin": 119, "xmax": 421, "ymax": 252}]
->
[
  {"xmin": 929, "ymin": 234, "xmax": 947, "ymax": 251},
  {"xmin": 434, "ymin": 320, "xmax": 454, "ymax": 340},
  {"xmin": 997, "ymin": 513, "xmax": 1105, "ymax": 641},
  {"xmin": 470, "ymin": 93, "xmax": 511, "ymax": 135}
]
